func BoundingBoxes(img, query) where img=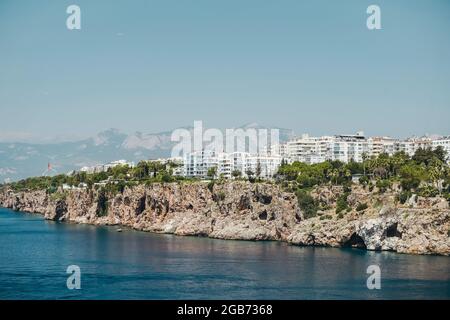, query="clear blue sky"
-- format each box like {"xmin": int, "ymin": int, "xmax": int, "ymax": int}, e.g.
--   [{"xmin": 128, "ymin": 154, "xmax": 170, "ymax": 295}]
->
[{"xmin": 0, "ymin": 0, "xmax": 449, "ymax": 142}]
